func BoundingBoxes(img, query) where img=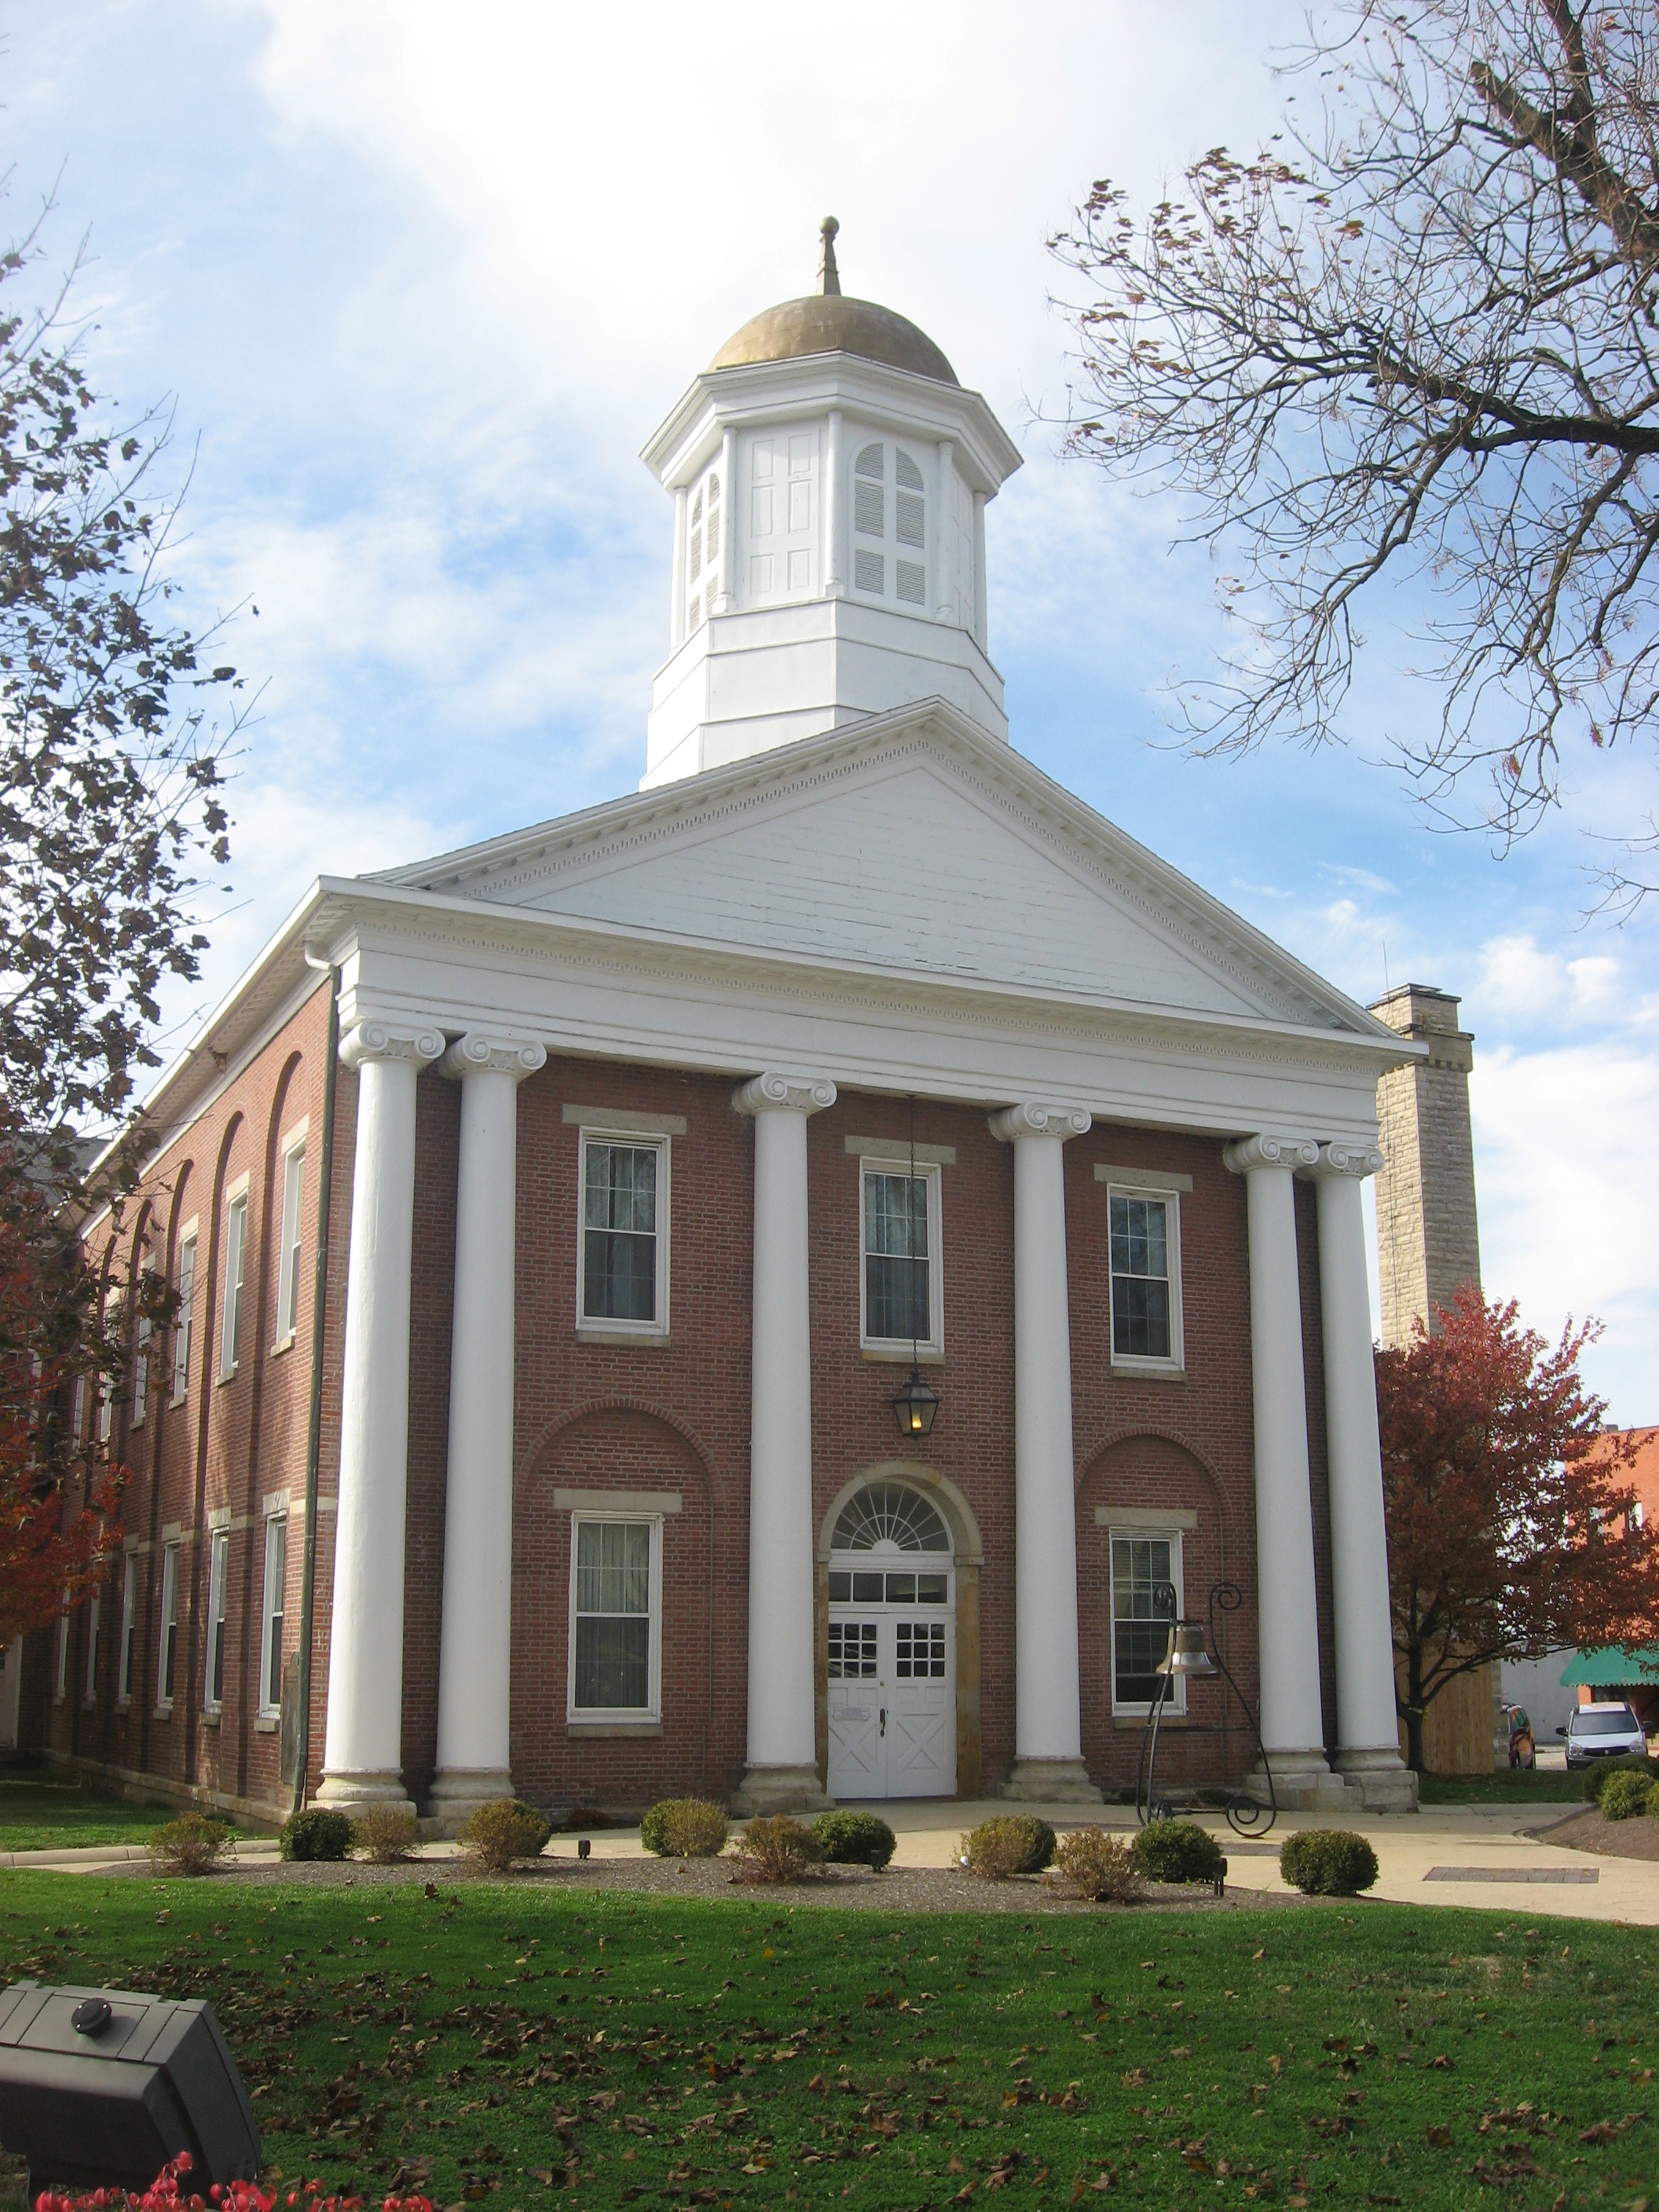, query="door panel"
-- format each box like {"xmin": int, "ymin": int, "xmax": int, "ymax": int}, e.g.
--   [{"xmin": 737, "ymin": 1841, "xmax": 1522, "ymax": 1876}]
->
[
  {"xmin": 827, "ymin": 1617, "xmax": 883, "ymax": 1796},
  {"xmin": 888, "ymin": 1617, "xmax": 954, "ymax": 1795},
  {"xmin": 826, "ymin": 1599, "xmax": 955, "ymax": 1800}
]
